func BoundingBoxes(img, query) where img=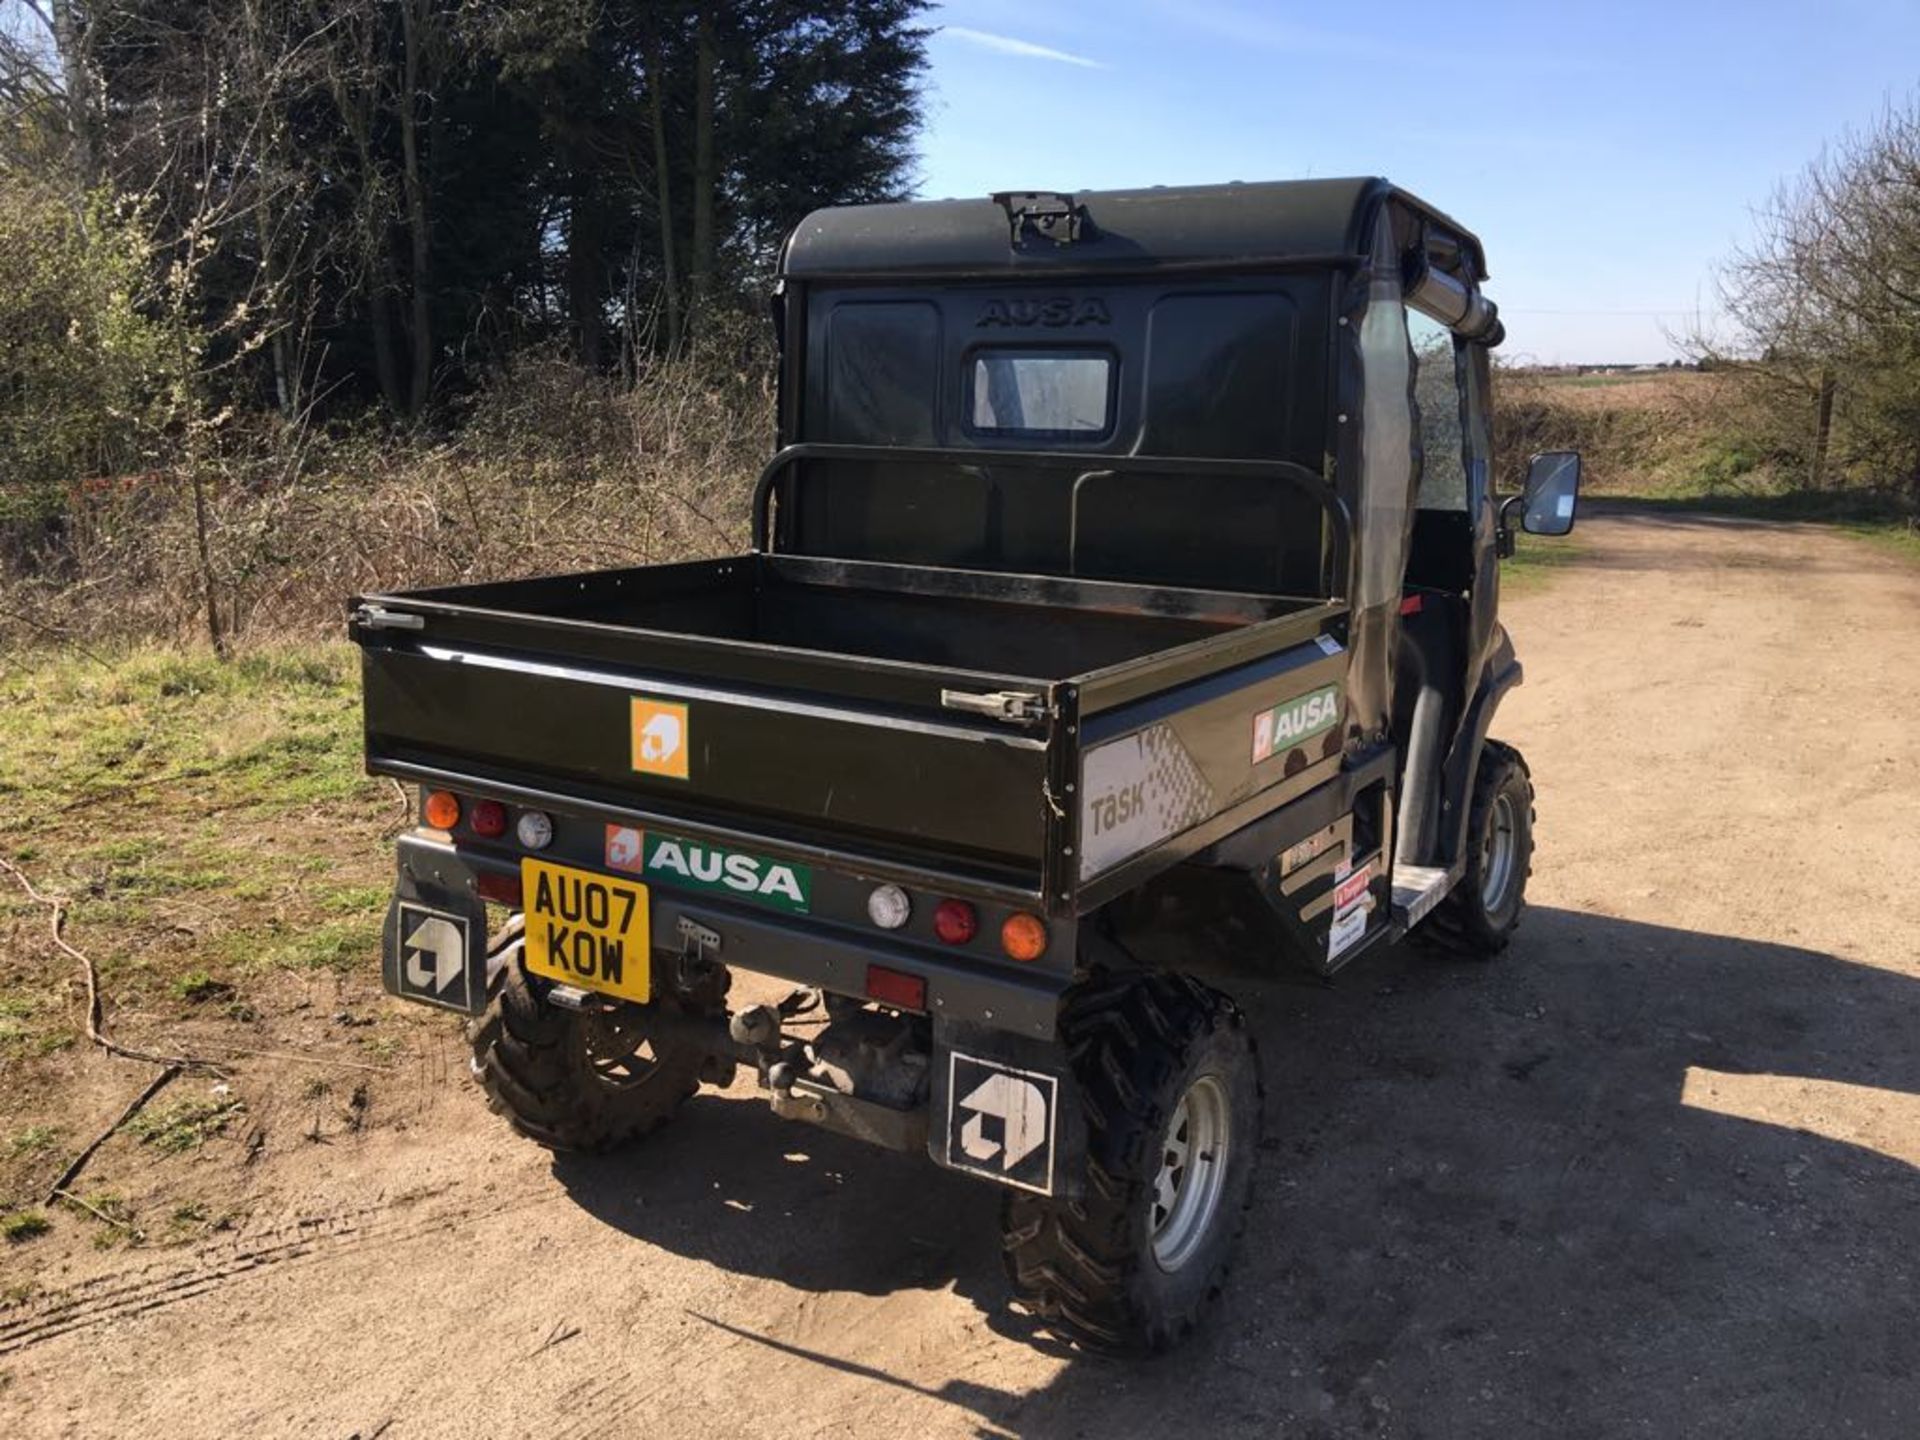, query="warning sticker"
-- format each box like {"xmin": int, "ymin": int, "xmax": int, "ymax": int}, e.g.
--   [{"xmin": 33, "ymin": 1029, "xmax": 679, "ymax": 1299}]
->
[
  {"xmin": 1279, "ymin": 823, "xmax": 1343, "ymax": 878},
  {"xmin": 1333, "ymin": 863, "xmax": 1372, "ymax": 914},
  {"xmin": 1078, "ymin": 724, "xmax": 1214, "ymax": 880},
  {"xmin": 1328, "ymin": 903, "xmax": 1369, "ymax": 963}
]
